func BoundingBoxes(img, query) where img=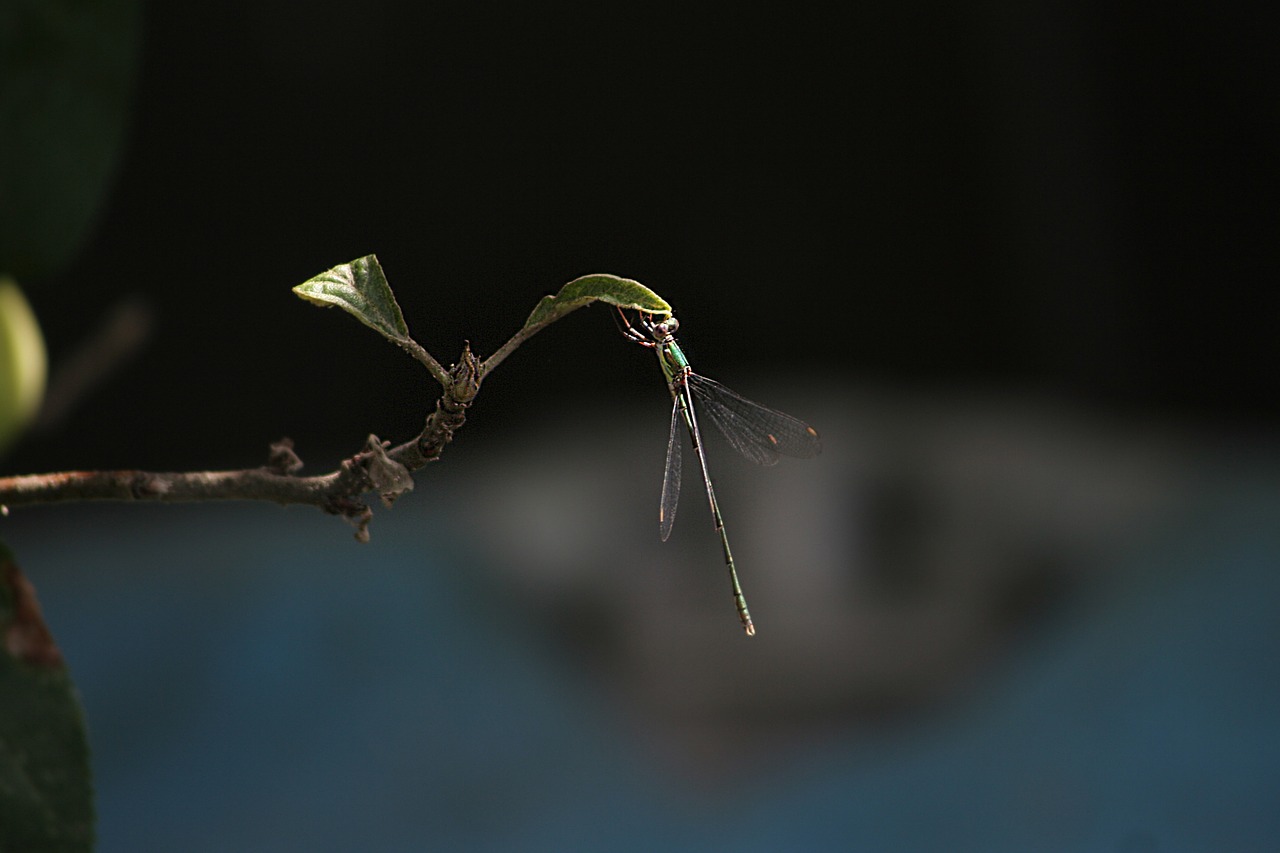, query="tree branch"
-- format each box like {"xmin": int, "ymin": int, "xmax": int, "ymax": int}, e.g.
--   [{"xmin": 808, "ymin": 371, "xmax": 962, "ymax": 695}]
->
[{"xmin": 0, "ymin": 344, "xmax": 484, "ymax": 541}]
